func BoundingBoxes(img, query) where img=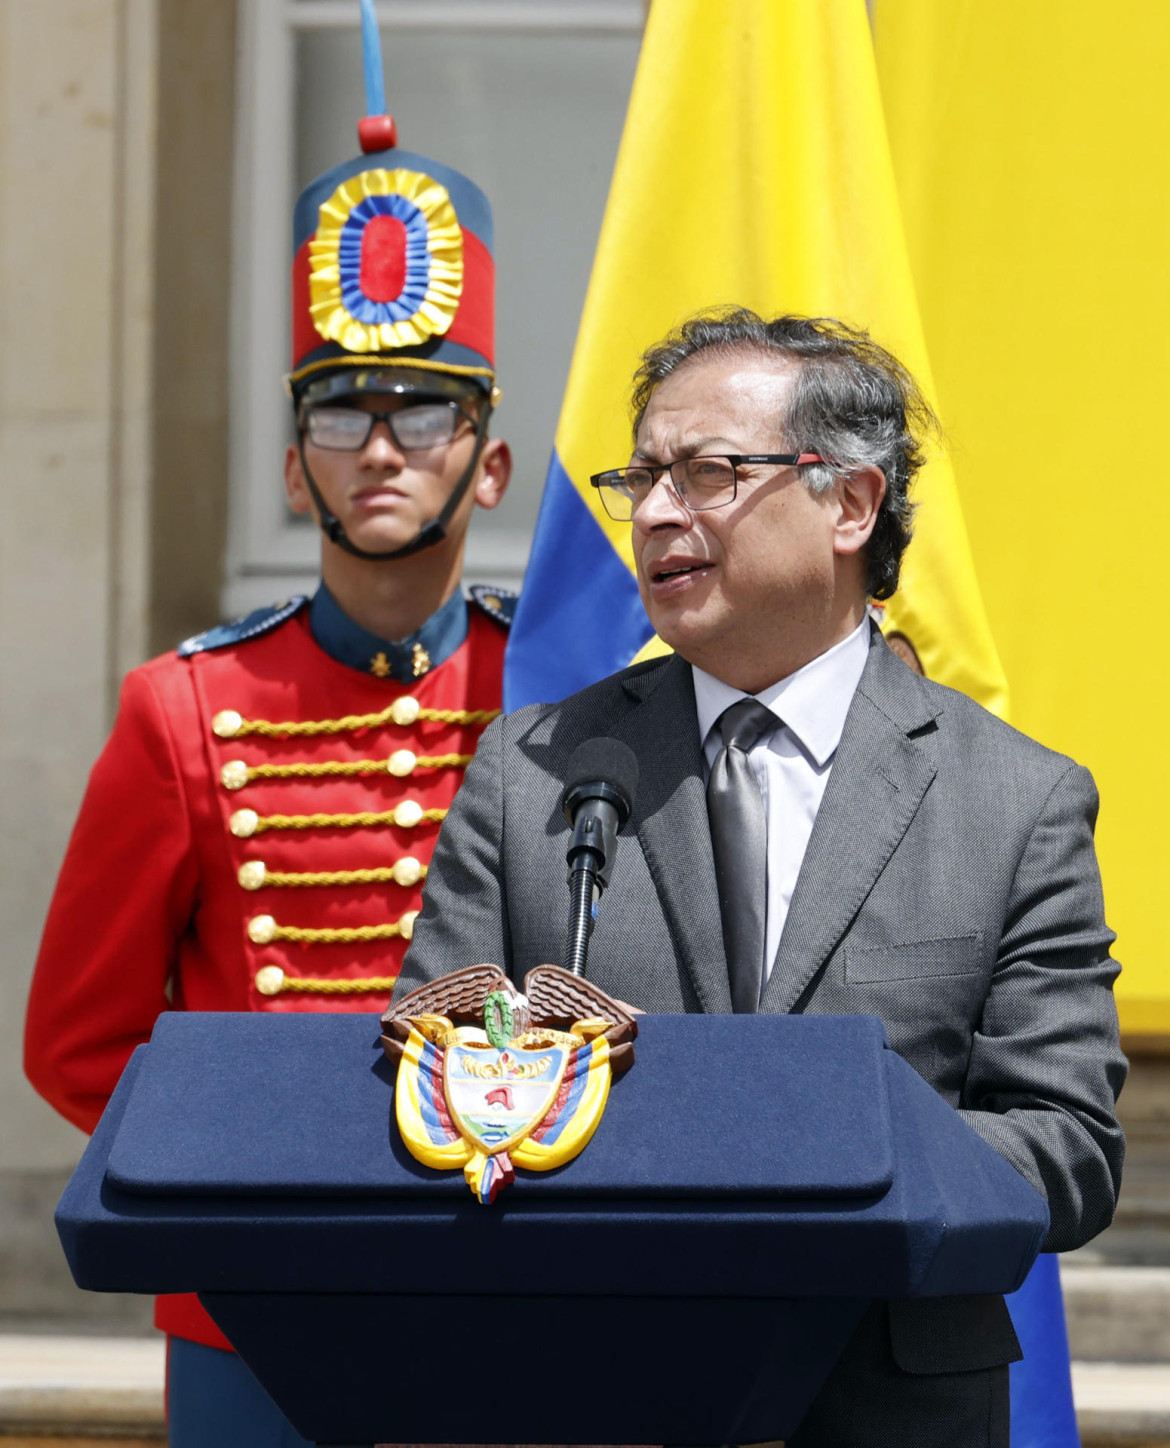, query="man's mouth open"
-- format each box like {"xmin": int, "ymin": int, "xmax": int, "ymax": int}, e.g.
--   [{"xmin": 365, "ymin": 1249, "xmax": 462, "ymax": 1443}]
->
[{"xmin": 647, "ymin": 559, "xmax": 713, "ymax": 593}]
